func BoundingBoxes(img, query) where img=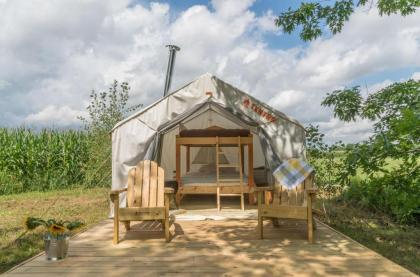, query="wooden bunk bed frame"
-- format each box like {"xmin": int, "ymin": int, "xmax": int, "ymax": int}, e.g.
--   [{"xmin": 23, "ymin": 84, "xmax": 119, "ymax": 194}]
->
[{"xmin": 175, "ymin": 133, "xmax": 255, "ymax": 208}]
